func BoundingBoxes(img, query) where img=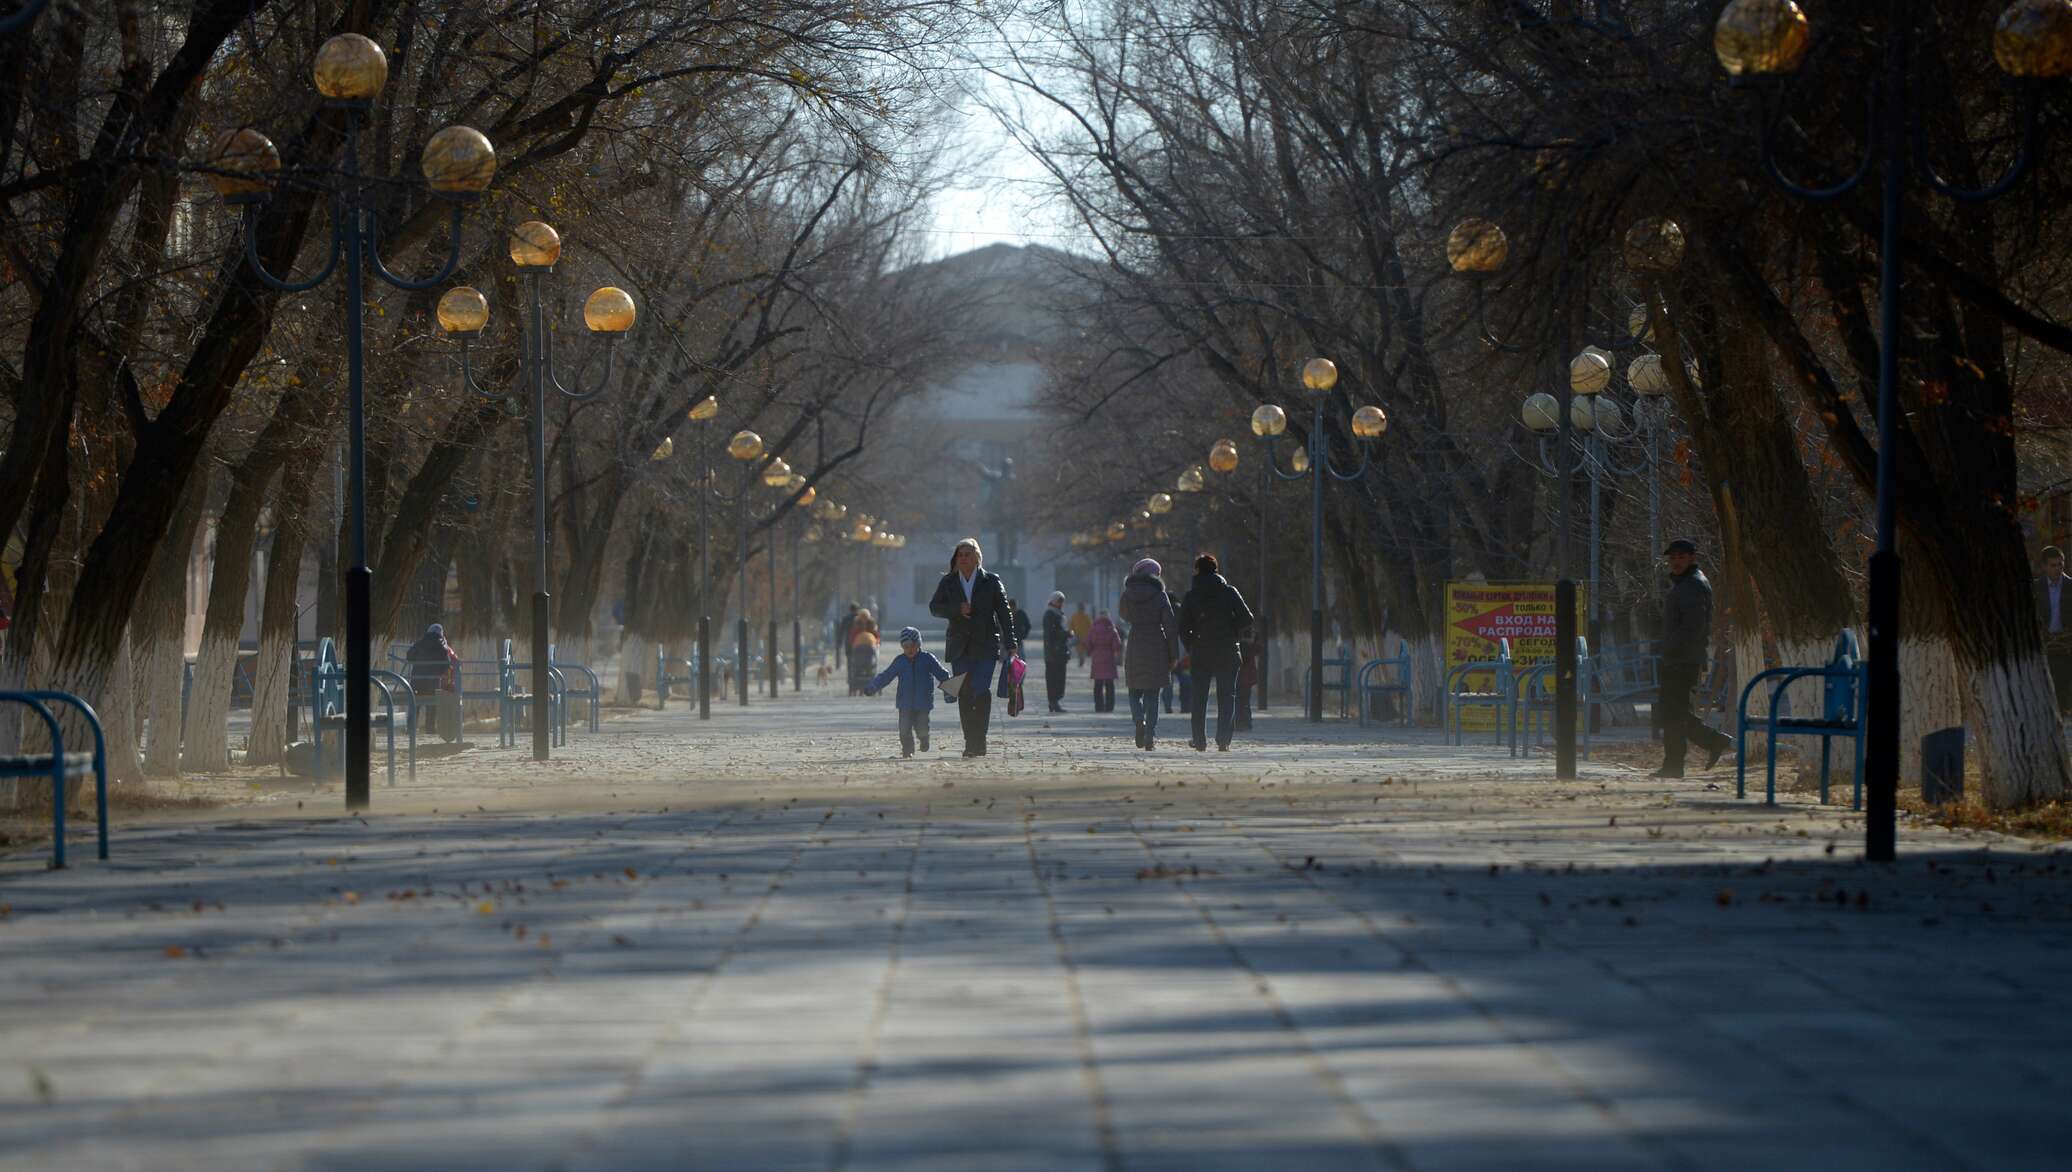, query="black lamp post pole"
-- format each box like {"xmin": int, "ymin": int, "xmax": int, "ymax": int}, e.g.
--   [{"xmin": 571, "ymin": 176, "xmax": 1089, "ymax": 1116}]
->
[{"xmin": 239, "ymin": 110, "xmax": 469, "ymax": 810}]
